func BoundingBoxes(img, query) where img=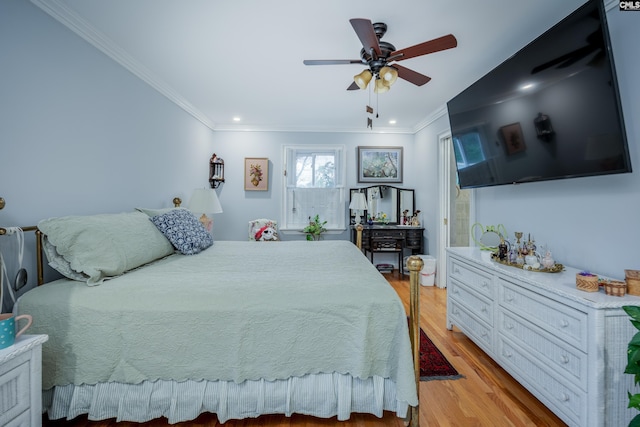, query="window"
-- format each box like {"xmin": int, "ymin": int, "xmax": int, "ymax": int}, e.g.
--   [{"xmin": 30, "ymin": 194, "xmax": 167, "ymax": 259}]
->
[
  {"xmin": 282, "ymin": 145, "xmax": 346, "ymax": 231},
  {"xmin": 453, "ymin": 130, "xmax": 486, "ymax": 168}
]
